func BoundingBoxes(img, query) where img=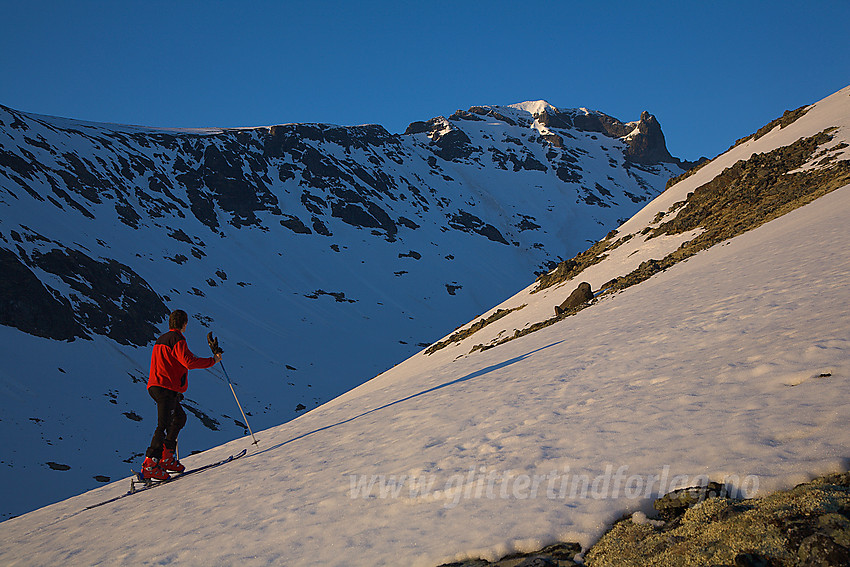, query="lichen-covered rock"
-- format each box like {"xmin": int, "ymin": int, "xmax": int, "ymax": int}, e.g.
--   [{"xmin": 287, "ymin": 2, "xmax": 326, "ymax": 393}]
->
[
  {"xmin": 584, "ymin": 474, "xmax": 850, "ymax": 567},
  {"xmin": 653, "ymin": 481, "xmax": 727, "ymax": 520}
]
